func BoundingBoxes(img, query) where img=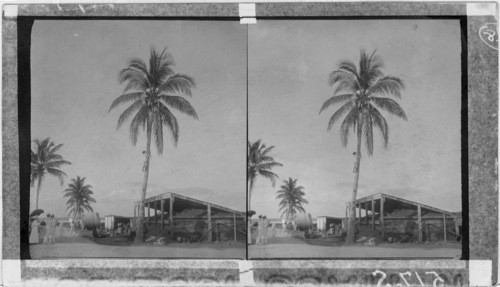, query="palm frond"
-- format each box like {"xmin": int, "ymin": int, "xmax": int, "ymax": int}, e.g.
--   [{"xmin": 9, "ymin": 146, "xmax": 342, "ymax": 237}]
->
[
  {"xmin": 368, "ymin": 76, "xmax": 405, "ymax": 98},
  {"xmin": 119, "ymin": 68, "xmax": 149, "ymax": 92},
  {"xmin": 159, "ymin": 74, "xmax": 196, "ymax": 97},
  {"xmin": 319, "ymin": 93, "xmax": 354, "ymax": 115},
  {"xmin": 340, "ymin": 107, "xmax": 359, "ymax": 146},
  {"xmin": 338, "ymin": 60, "xmax": 359, "ymax": 77},
  {"xmin": 109, "ymin": 92, "xmax": 144, "ymax": 113},
  {"xmin": 363, "ymin": 113, "xmax": 374, "ymax": 156},
  {"xmin": 48, "ymin": 143, "xmax": 64, "ymax": 155},
  {"xmin": 258, "ymin": 169, "xmax": 279, "ymax": 187},
  {"xmin": 152, "ymin": 111, "xmax": 164, "ymax": 155},
  {"xmin": 129, "ymin": 105, "xmax": 149, "ymax": 146},
  {"xmin": 327, "ymin": 101, "xmax": 355, "ymax": 131},
  {"xmin": 160, "ymin": 95, "xmax": 198, "ymax": 119},
  {"xmin": 368, "ymin": 104, "xmax": 389, "ymax": 148},
  {"xmin": 370, "ymin": 97, "xmax": 408, "ymax": 120},
  {"xmin": 159, "ymin": 103, "xmax": 179, "ymax": 145},
  {"xmin": 255, "ymin": 162, "xmax": 283, "ymax": 170},
  {"xmin": 328, "ymin": 70, "xmax": 358, "ymax": 91},
  {"xmin": 46, "ymin": 168, "xmax": 67, "ymax": 185},
  {"xmin": 126, "ymin": 58, "xmax": 149, "ymax": 77},
  {"xmin": 116, "ymin": 99, "xmax": 145, "ymax": 130}
]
